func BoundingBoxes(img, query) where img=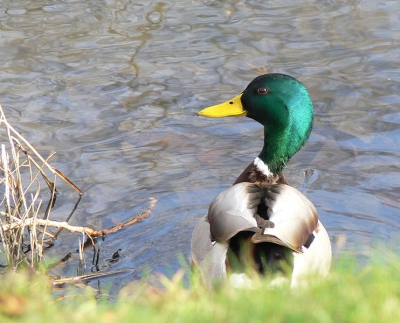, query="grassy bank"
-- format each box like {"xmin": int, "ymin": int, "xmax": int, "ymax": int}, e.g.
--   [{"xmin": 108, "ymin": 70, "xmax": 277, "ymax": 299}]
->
[{"xmin": 1, "ymin": 249, "xmax": 400, "ymax": 322}]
